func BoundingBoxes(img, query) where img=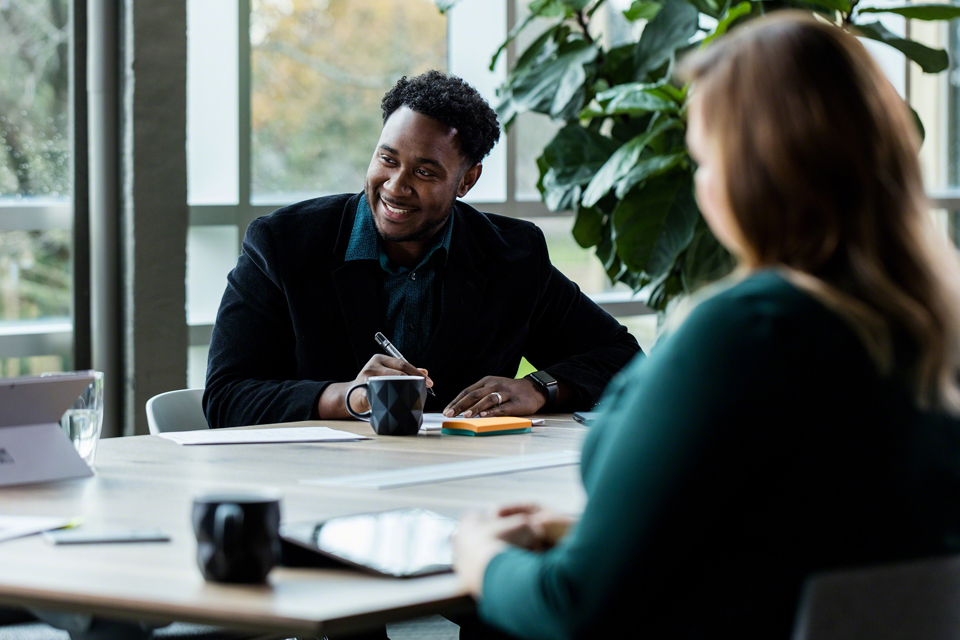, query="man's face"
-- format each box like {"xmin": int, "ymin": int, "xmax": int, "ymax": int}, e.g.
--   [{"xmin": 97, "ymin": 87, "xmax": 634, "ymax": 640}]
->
[{"xmin": 364, "ymin": 106, "xmax": 480, "ymax": 244}]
